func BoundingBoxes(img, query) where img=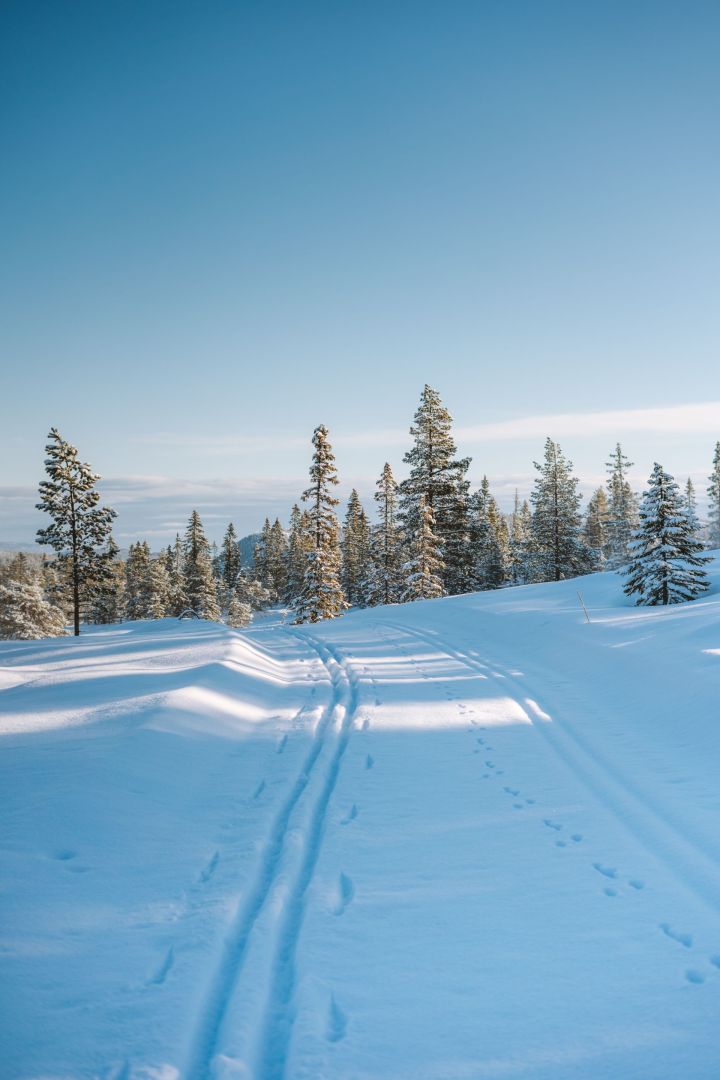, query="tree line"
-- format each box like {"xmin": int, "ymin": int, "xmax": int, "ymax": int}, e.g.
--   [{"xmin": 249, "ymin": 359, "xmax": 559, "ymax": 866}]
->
[{"xmin": 1, "ymin": 390, "xmax": 718, "ymax": 638}]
